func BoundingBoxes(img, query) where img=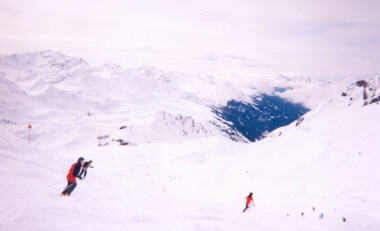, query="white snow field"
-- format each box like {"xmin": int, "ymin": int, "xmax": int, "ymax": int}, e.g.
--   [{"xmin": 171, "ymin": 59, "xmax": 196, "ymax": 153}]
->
[{"xmin": 0, "ymin": 51, "xmax": 380, "ymax": 231}]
